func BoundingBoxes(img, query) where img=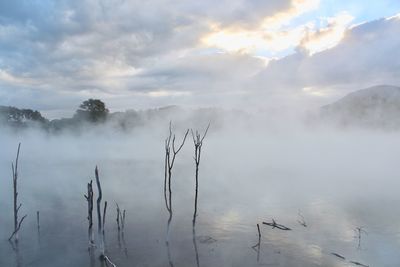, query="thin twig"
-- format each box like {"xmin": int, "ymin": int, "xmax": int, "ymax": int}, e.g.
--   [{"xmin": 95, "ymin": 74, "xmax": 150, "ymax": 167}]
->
[
  {"xmin": 9, "ymin": 215, "xmax": 27, "ymax": 241},
  {"xmin": 262, "ymin": 219, "xmax": 291, "ymax": 231}
]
